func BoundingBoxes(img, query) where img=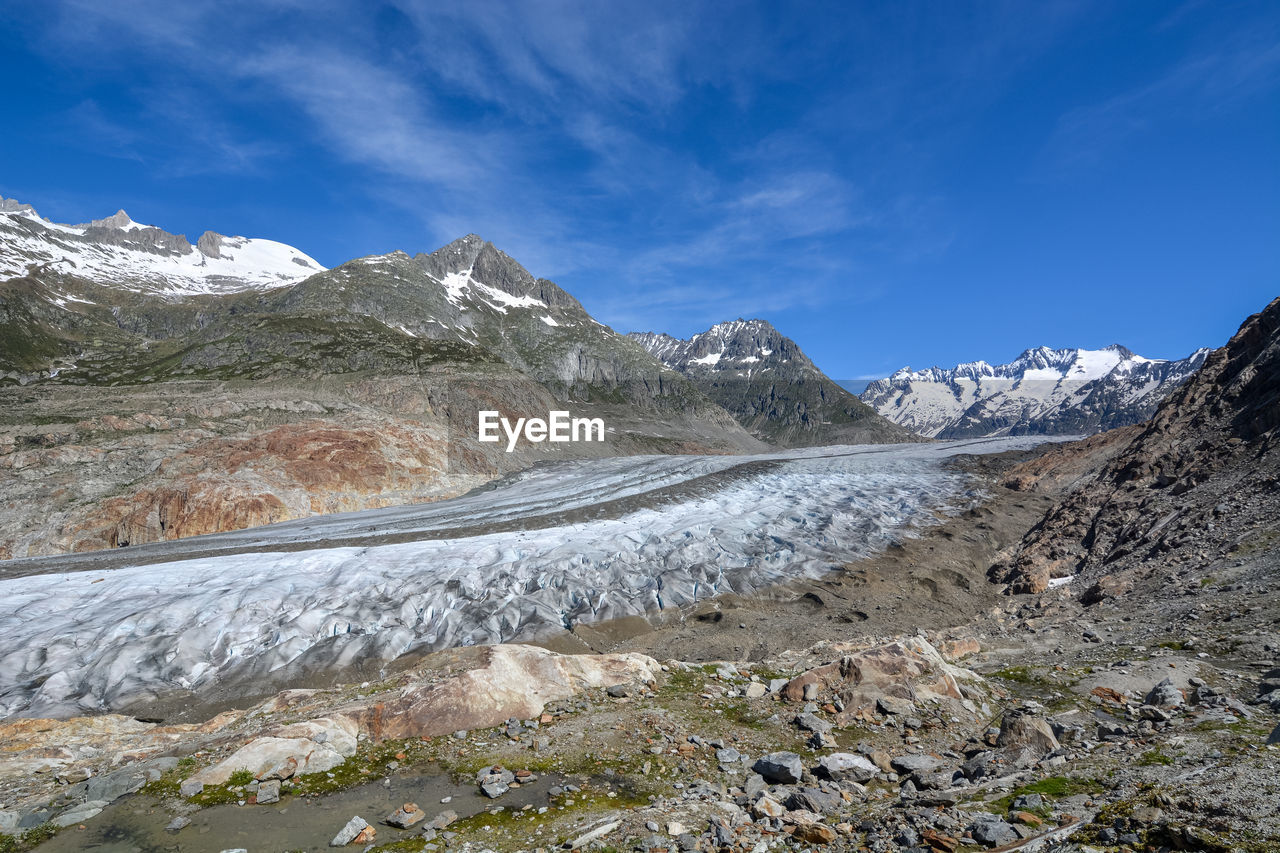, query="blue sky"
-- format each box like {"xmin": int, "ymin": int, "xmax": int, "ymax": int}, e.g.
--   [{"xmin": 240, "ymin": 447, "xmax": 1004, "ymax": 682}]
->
[{"xmin": 2, "ymin": 1, "xmax": 1277, "ymax": 378}]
